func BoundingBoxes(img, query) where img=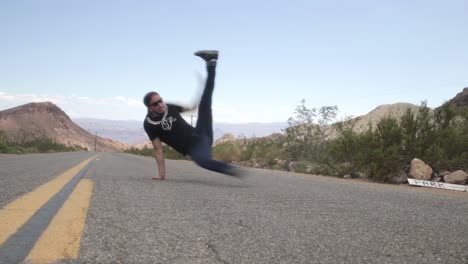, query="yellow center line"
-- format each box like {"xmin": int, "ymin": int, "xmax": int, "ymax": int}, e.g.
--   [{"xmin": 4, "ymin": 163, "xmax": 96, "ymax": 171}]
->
[
  {"xmin": 26, "ymin": 179, "xmax": 94, "ymax": 263},
  {"xmin": 0, "ymin": 156, "xmax": 97, "ymax": 246}
]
